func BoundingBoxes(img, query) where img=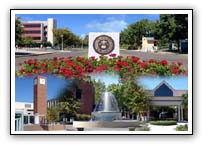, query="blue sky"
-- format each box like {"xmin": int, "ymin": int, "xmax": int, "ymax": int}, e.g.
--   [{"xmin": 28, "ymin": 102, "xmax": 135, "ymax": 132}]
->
[
  {"xmin": 16, "ymin": 14, "xmax": 160, "ymax": 37},
  {"xmin": 137, "ymin": 76, "xmax": 188, "ymax": 90},
  {"xmin": 15, "ymin": 74, "xmax": 187, "ymax": 103},
  {"xmin": 15, "ymin": 75, "xmax": 69, "ymax": 103}
]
